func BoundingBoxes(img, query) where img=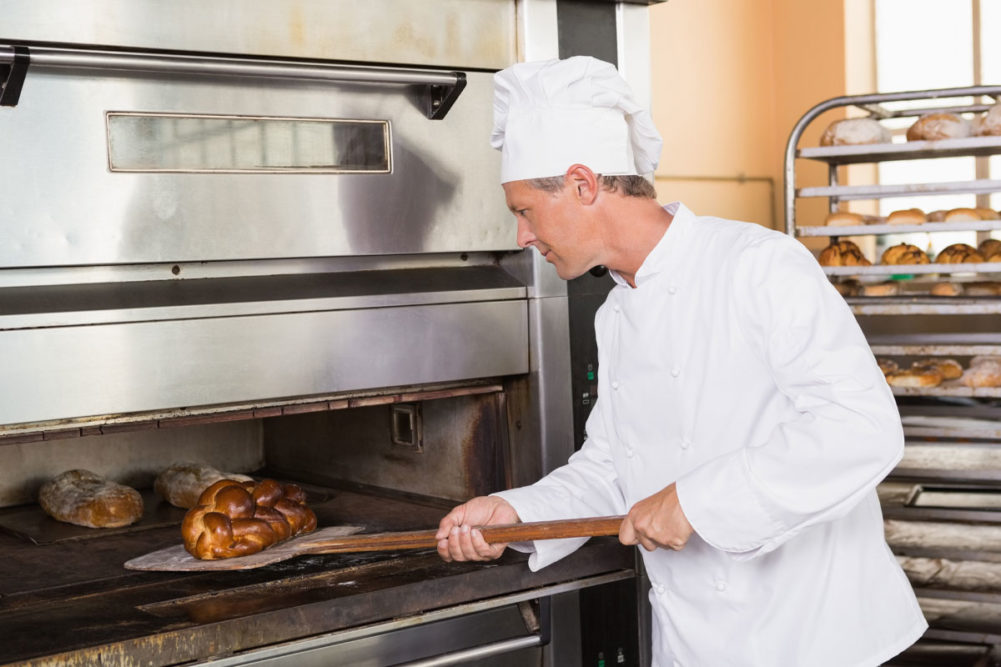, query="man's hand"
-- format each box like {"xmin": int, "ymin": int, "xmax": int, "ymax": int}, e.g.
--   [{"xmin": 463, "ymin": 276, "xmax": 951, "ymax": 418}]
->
[
  {"xmin": 436, "ymin": 496, "xmax": 520, "ymax": 562},
  {"xmin": 619, "ymin": 483, "xmax": 694, "ymax": 552}
]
